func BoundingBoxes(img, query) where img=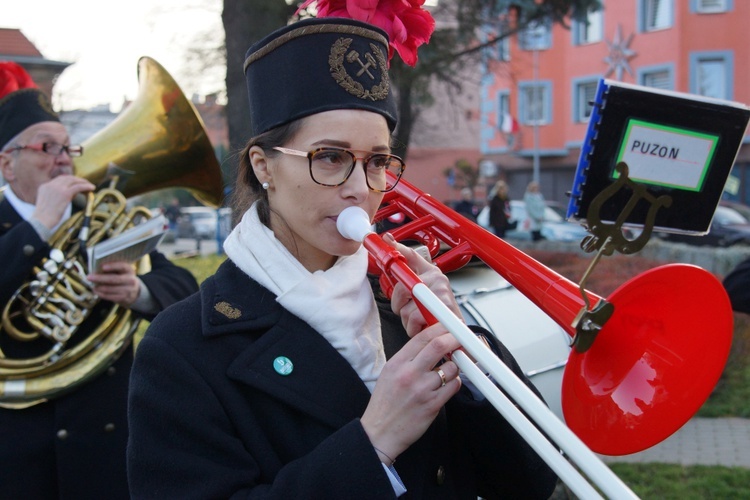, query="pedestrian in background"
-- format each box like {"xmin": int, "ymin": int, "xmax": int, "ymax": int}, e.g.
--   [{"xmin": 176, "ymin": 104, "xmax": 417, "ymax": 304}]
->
[
  {"xmin": 453, "ymin": 187, "xmax": 478, "ymax": 221},
  {"xmin": 489, "ymin": 180, "xmax": 514, "ymax": 238},
  {"xmin": 524, "ymin": 181, "xmax": 546, "ymax": 242}
]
